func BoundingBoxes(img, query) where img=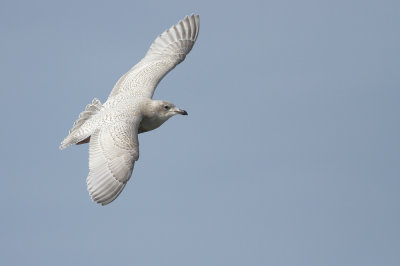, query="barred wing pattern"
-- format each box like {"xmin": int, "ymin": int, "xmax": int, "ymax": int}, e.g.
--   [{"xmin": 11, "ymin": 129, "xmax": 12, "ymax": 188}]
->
[
  {"xmin": 108, "ymin": 14, "xmax": 200, "ymax": 99},
  {"xmin": 86, "ymin": 117, "xmax": 141, "ymax": 205}
]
